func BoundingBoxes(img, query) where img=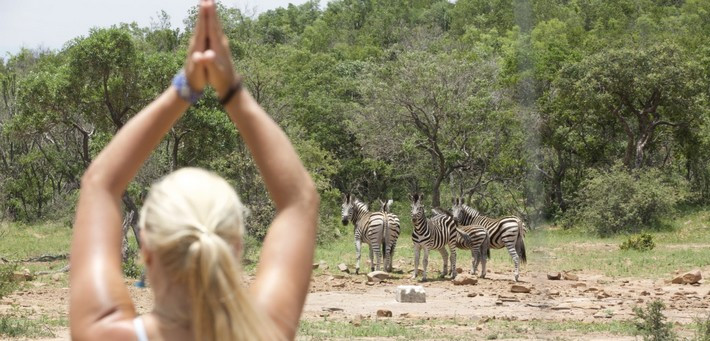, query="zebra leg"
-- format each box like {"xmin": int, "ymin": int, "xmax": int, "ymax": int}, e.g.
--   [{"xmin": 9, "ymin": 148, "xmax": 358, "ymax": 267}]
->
[
  {"xmin": 369, "ymin": 242, "xmax": 376, "ymax": 272},
  {"xmin": 421, "ymin": 248, "xmax": 430, "ymax": 281},
  {"xmin": 355, "ymin": 239, "xmax": 362, "ymax": 275},
  {"xmin": 449, "ymin": 245, "xmax": 457, "ymax": 278},
  {"xmin": 504, "ymin": 239, "xmax": 520, "ymax": 282},
  {"xmin": 471, "ymin": 248, "xmax": 479, "ymax": 276},
  {"xmin": 438, "ymin": 248, "xmax": 448, "ymax": 278},
  {"xmin": 411, "ymin": 243, "xmax": 420, "ymax": 279},
  {"xmin": 480, "ymin": 244, "xmax": 487, "ymax": 279}
]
